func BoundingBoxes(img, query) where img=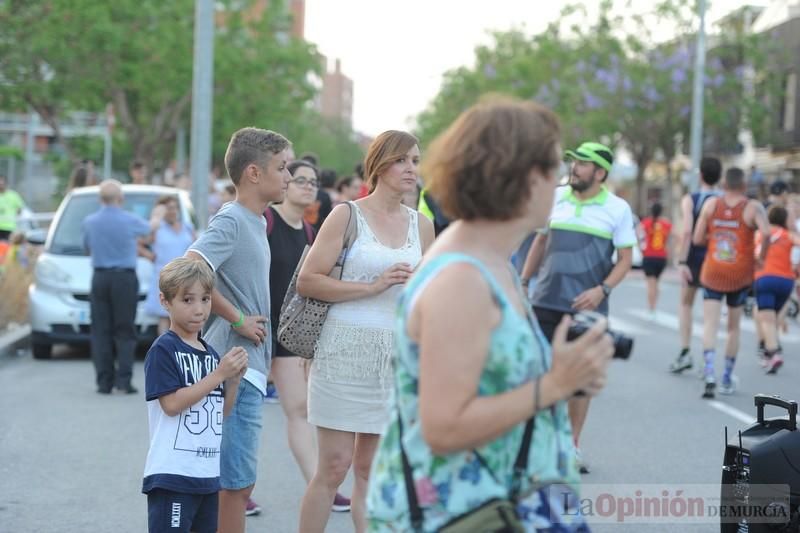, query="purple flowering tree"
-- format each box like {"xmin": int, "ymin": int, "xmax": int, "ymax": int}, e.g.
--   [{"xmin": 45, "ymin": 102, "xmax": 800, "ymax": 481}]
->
[{"xmin": 415, "ymin": 0, "xmax": 783, "ymax": 215}]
